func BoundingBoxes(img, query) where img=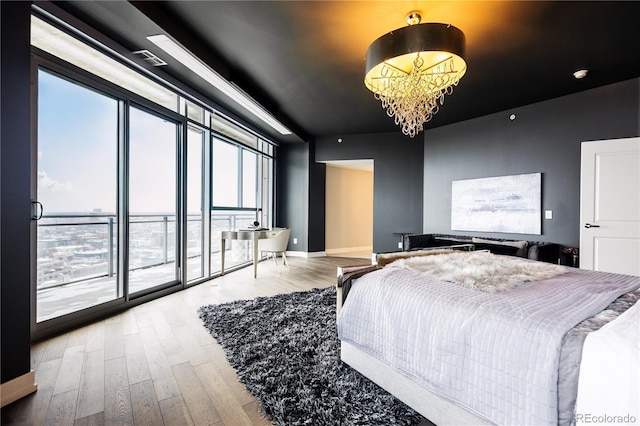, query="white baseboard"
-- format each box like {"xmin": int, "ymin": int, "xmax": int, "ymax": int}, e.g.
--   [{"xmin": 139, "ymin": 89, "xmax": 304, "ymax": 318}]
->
[
  {"xmin": 286, "ymin": 250, "xmax": 327, "ymax": 258},
  {"xmin": 326, "ymin": 246, "xmax": 373, "ymax": 256},
  {"xmin": 287, "ymin": 248, "xmax": 373, "ymax": 258},
  {"xmin": 306, "ymin": 251, "xmax": 328, "ymax": 258},
  {"xmin": 1, "ymin": 370, "xmax": 37, "ymax": 407}
]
